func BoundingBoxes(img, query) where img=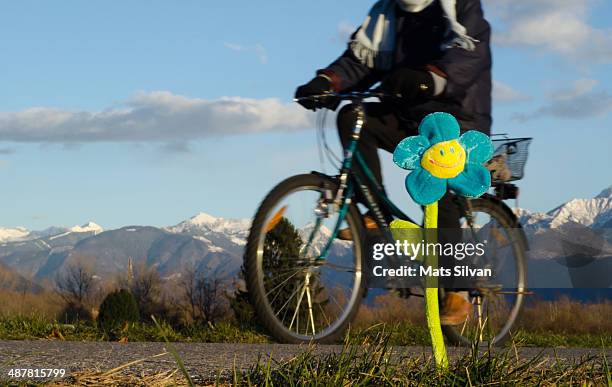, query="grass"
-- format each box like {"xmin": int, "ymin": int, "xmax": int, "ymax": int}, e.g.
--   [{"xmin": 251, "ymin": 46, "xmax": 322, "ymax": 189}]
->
[
  {"xmin": 517, "ymin": 296, "xmax": 612, "ymax": 334},
  {"xmin": 233, "ymin": 334, "xmax": 612, "ymax": 386},
  {"xmin": 39, "ymin": 331, "xmax": 609, "ymax": 386},
  {"xmin": 1, "ymin": 317, "xmax": 610, "ymax": 386},
  {"xmin": 64, "ymin": 352, "xmax": 182, "ymax": 387},
  {"xmin": 152, "ymin": 316, "xmax": 196, "ymax": 387},
  {"xmin": 0, "ymin": 293, "xmax": 610, "ymax": 348},
  {"xmin": 0, "ymin": 315, "xmax": 269, "ymax": 343},
  {"xmin": 0, "ymin": 314, "xmax": 610, "ymax": 348},
  {"xmin": 512, "ymin": 330, "xmax": 612, "ymax": 348}
]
